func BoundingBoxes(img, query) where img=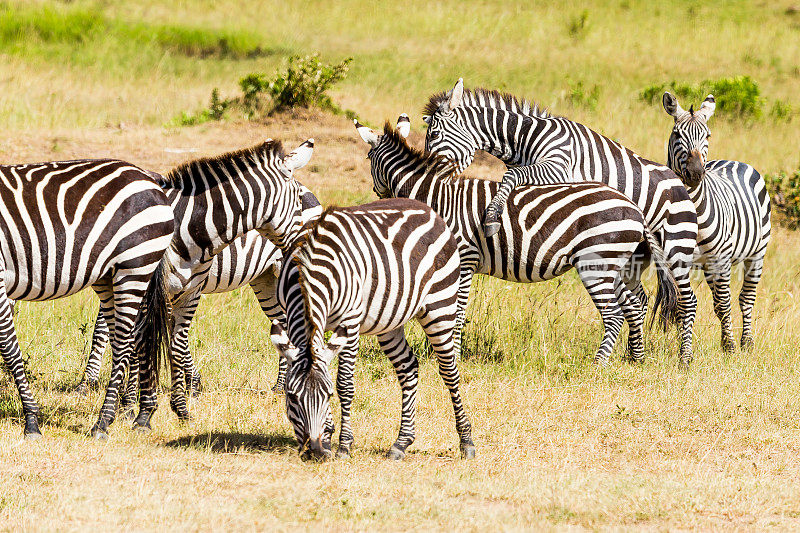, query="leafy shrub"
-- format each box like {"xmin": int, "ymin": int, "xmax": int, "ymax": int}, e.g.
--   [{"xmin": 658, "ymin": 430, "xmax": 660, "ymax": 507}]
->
[
  {"xmin": 640, "ymin": 76, "xmax": 765, "ymax": 119},
  {"xmin": 174, "ymin": 54, "xmax": 353, "ymax": 125},
  {"xmin": 567, "ymin": 81, "xmax": 601, "ymax": 111},
  {"xmin": 766, "ymin": 168, "xmax": 800, "ymax": 228}
]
